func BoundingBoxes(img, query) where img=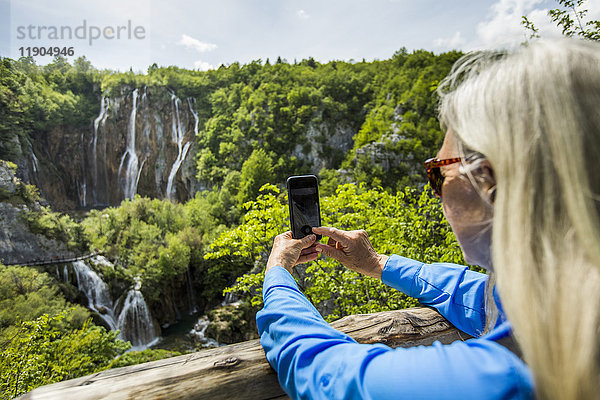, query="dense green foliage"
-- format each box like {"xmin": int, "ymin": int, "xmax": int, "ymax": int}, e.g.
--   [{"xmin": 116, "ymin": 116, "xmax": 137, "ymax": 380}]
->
[
  {"xmin": 107, "ymin": 349, "xmax": 182, "ymax": 369},
  {"xmin": 0, "ymin": 266, "xmax": 130, "ymax": 399},
  {"xmin": 207, "ymin": 183, "xmax": 468, "ymax": 321},
  {"xmin": 81, "ymin": 195, "xmax": 252, "ymax": 307},
  {"xmin": 0, "ymin": 57, "xmax": 99, "ymax": 161},
  {"xmin": 0, "ymin": 312, "xmax": 130, "ymax": 399},
  {"xmin": 0, "ymin": 266, "xmax": 89, "ymax": 331}
]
